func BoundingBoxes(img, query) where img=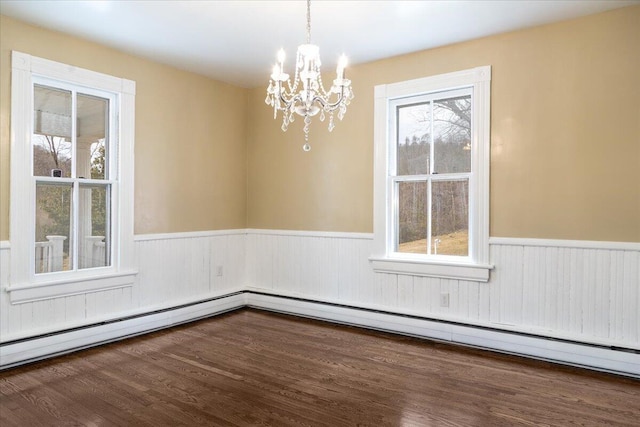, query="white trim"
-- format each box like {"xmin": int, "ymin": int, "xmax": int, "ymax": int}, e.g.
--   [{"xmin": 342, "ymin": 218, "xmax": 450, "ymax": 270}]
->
[
  {"xmin": 135, "ymin": 229, "xmax": 375, "ymax": 241},
  {"xmin": 490, "ymin": 237, "xmax": 640, "ymax": 251},
  {"xmin": 1, "ymin": 287, "xmax": 245, "ymax": 343},
  {"xmin": 9, "ymin": 51, "xmax": 136, "ymax": 301},
  {"xmin": 245, "ymin": 287, "xmax": 637, "ymax": 350},
  {"xmin": 369, "ymin": 257, "xmax": 492, "ymax": 282},
  {"xmin": 9, "ymin": 51, "xmax": 33, "ymax": 292},
  {"xmin": 245, "ymin": 292, "xmax": 640, "ymax": 378},
  {"xmin": 30, "ymin": 53, "xmax": 130, "ymax": 94},
  {"xmin": 247, "ymin": 228, "xmax": 374, "ymax": 240},
  {"xmin": 0, "ymin": 292, "xmax": 245, "ymax": 369},
  {"xmin": 134, "ymin": 232, "xmax": 640, "ymax": 250},
  {"xmin": 6, "ymin": 271, "xmax": 138, "ymax": 304},
  {"xmin": 135, "ymin": 229, "xmax": 249, "ymax": 242},
  {"xmin": 4, "ymin": 288, "xmax": 636, "ymax": 376},
  {"xmin": 112, "ymin": 233, "xmax": 640, "ymax": 249},
  {"xmin": 0, "ymin": 241, "xmax": 9, "ymax": 250}
]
